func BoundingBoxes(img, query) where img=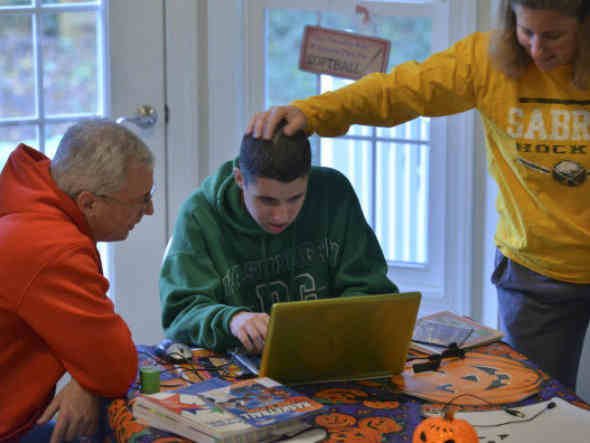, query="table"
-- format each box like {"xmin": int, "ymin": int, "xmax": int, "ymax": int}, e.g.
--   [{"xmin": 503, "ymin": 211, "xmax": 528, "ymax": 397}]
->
[{"xmin": 105, "ymin": 342, "xmax": 589, "ymax": 443}]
